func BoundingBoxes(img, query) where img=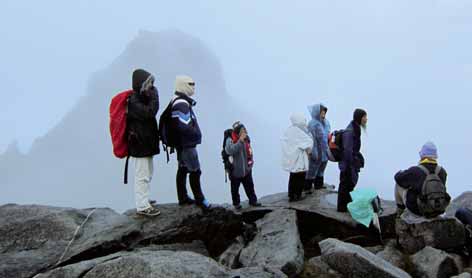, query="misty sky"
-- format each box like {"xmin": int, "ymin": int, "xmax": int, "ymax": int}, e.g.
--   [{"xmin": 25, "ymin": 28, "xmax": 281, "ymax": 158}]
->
[{"xmin": 1, "ymin": 1, "xmax": 472, "ymax": 201}]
